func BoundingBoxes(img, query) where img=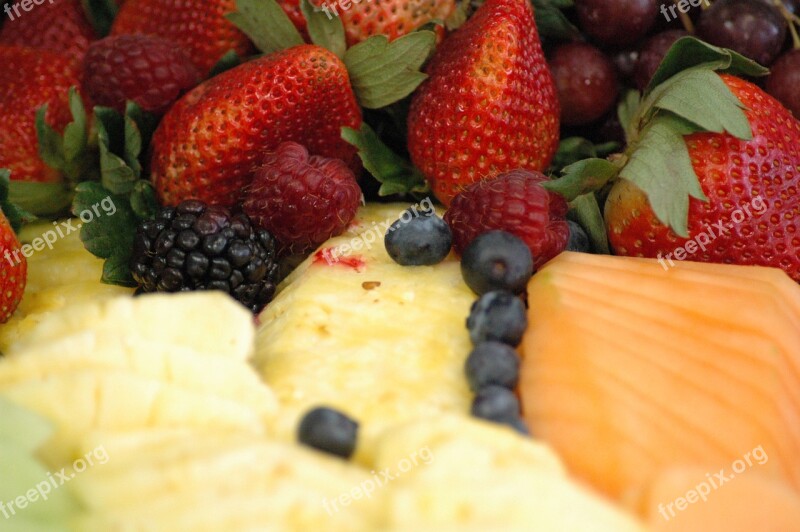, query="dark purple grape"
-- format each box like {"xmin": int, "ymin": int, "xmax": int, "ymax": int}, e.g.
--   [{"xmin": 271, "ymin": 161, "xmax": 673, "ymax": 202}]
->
[
  {"xmin": 575, "ymin": 0, "xmax": 659, "ymax": 48},
  {"xmin": 612, "ymin": 49, "xmax": 640, "ymax": 84},
  {"xmin": 766, "ymin": 49, "xmax": 800, "ymax": 117},
  {"xmin": 696, "ymin": 0, "xmax": 788, "ymax": 66},
  {"xmin": 634, "ymin": 29, "xmax": 688, "ymax": 90},
  {"xmin": 549, "ymin": 43, "xmax": 619, "ymax": 126}
]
